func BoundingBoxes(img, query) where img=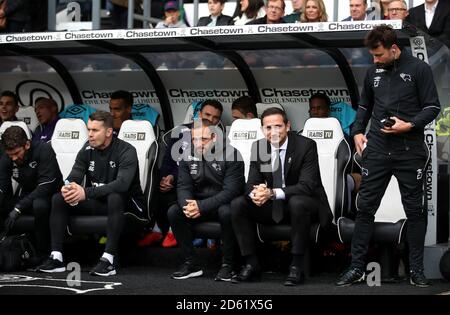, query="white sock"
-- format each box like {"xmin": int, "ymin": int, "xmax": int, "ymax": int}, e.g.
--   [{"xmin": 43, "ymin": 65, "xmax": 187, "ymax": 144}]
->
[
  {"xmin": 153, "ymin": 223, "xmax": 161, "ymax": 233},
  {"xmin": 102, "ymin": 252, "xmax": 114, "ymax": 264},
  {"xmin": 168, "ymin": 227, "xmax": 173, "ymax": 233},
  {"xmin": 51, "ymin": 251, "xmax": 63, "ymax": 262}
]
